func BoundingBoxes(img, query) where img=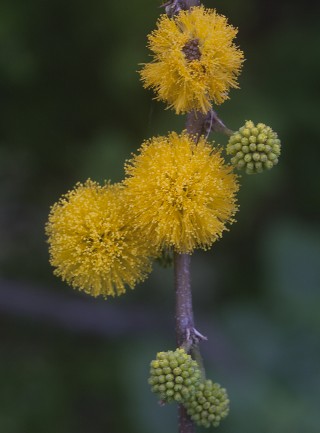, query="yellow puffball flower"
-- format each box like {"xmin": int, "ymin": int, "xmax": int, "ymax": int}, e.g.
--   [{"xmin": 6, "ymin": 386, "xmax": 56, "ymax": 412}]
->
[
  {"xmin": 140, "ymin": 6, "xmax": 244, "ymax": 114},
  {"xmin": 46, "ymin": 180, "xmax": 153, "ymax": 298},
  {"xmin": 124, "ymin": 132, "xmax": 239, "ymax": 254}
]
